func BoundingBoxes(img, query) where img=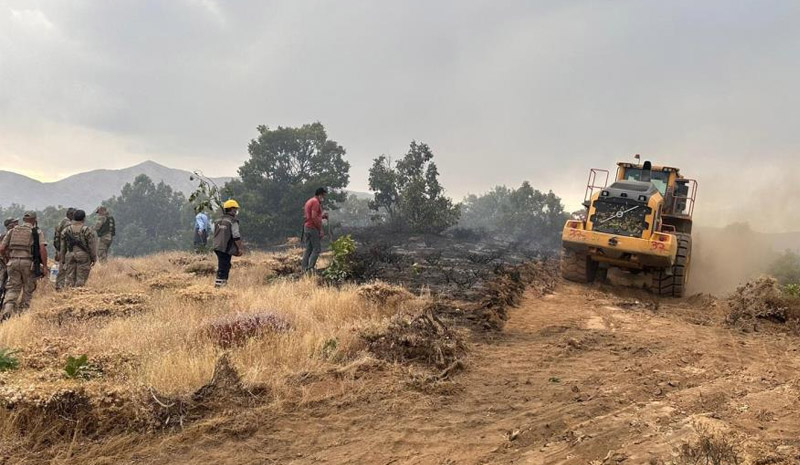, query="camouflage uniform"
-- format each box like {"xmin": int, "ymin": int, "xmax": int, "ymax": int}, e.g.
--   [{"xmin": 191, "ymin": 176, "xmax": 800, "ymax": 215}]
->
[
  {"xmin": 94, "ymin": 212, "xmax": 115, "ymax": 262},
  {"xmin": 0, "ymin": 221, "xmax": 46, "ymax": 319},
  {"xmin": 53, "ymin": 216, "xmax": 72, "ymax": 289},
  {"xmin": 61, "ymin": 222, "xmax": 98, "ymax": 287},
  {"xmin": 0, "ymin": 219, "xmax": 16, "ymax": 293}
]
